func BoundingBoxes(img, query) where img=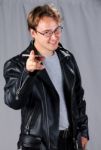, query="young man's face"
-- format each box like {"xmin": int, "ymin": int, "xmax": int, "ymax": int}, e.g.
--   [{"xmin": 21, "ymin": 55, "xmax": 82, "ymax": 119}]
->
[{"xmin": 30, "ymin": 16, "xmax": 62, "ymax": 56}]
